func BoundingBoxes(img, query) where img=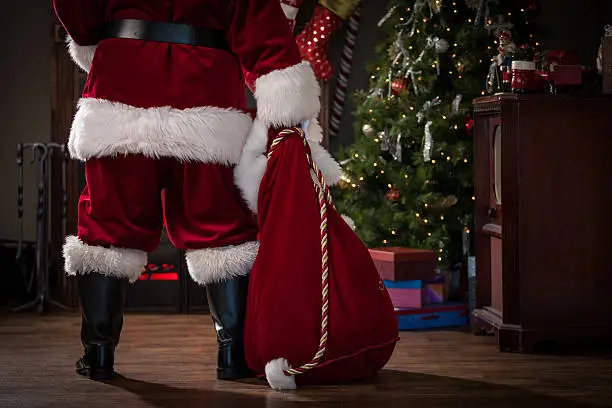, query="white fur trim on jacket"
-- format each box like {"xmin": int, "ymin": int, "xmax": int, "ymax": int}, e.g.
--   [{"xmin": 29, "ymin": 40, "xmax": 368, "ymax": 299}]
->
[
  {"xmin": 66, "ymin": 36, "xmax": 97, "ymax": 73},
  {"xmin": 254, "ymin": 61, "xmax": 320, "ymax": 128},
  {"xmin": 63, "ymin": 236, "xmax": 147, "ymax": 283},
  {"xmin": 265, "ymin": 358, "xmax": 297, "ymax": 391},
  {"xmin": 234, "ymin": 118, "xmax": 342, "ymax": 214},
  {"xmin": 69, "ymin": 98, "xmax": 253, "ymax": 164},
  {"xmin": 185, "ymin": 241, "xmax": 260, "ymax": 285}
]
